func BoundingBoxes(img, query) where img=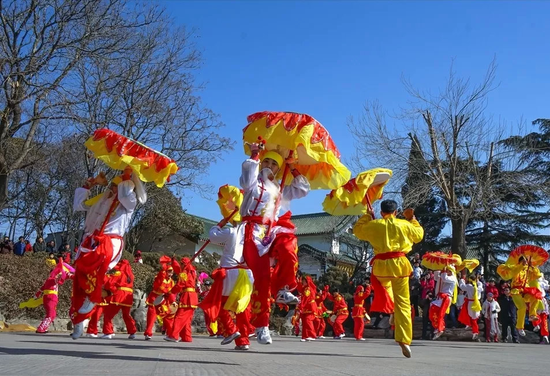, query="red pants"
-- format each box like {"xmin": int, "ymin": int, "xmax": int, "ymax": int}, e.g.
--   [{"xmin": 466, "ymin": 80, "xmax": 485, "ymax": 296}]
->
[
  {"xmin": 541, "ymin": 313, "xmax": 549, "ymax": 336},
  {"xmin": 162, "ymin": 314, "xmax": 175, "ymax": 336},
  {"xmin": 37, "ymin": 295, "xmax": 58, "ymax": 333},
  {"xmin": 103, "ymin": 304, "xmax": 137, "ymax": 335},
  {"xmin": 460, "ymin": 315, "xmax": 479, "ymax": 334},
  {"xmin": 217, "ymin": 297, "xmax": 251, "ymax": 346},
  {"xmin": 244, "ymin": 224, "xmax": 298, "ymax": 328},
  {"xmin": 270, "ymin": 233, "xmax": 299, "ymax": 294},
  {"xmin": 169, "ymin": 307, "xmax": 195, "ymax": 342},
  {"xmin": 354, "ymin": 317, "xmax": 365, "ymax": 339},
  {"xmin": 70, "ymin": 236, "xmax": 115, "ymax": 324},
  {"xmin": 144, "ymin": 305, "xmax": 157, "ymax": 337},
  {"xmin": 87, "ymin": 305, "xmax": 104, "ymax": 334},
  {"xmin": 484, "ymin": 318, "xmax": 499, "ymax": 340},
  {"xmin": 301, "ymin": 313, "xmax": 316, "ymax": 340},
  {"xmin": 315, "ymin": 317, "xmax": 326, "ymax": 337},
  {"xmin": 532, "ymin": 312, "xmax": 549, "ymax": 336},
  {"xmin": 332, "ymin": 313, "xmax": 348, "ymax": 336},
  {"xmin": 243, "ymin": 230, "xmax": 272, "ymax": 328},
  {"xmin": 429, "ymin": 293, "xmax": 451, "ymax": 333}
]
